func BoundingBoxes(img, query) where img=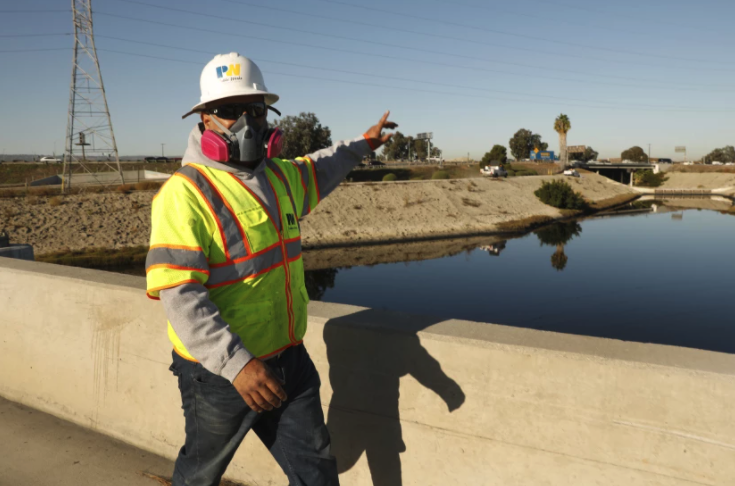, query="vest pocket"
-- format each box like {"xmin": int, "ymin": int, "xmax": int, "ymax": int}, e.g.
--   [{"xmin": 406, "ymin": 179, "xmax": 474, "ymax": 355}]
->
[
  {"xmin": 237, "ymin": 206, "xmax": 274, "ymax": 252},
  {"xmin": 221, "ymin": 300, "xmax": 274, "ymax": 339}
]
